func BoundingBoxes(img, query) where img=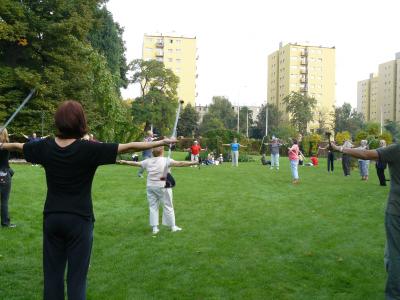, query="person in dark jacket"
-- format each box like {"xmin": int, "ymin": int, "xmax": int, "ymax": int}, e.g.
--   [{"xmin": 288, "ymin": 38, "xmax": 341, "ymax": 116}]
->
[{"xmin": 376, "ymin": 139, "xmax": 388, "ymax": 186}]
